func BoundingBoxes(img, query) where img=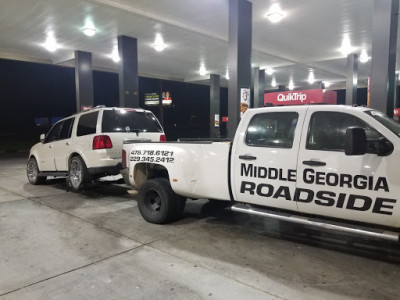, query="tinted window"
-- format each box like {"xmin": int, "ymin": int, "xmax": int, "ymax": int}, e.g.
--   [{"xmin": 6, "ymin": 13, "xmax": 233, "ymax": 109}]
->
[
  {"xmin": 365, "ymin": 110, "xmax": 400, "ymax": 138},
  {"xmin": 77, "ymin": 112, "xmax": 98, "ymax": 136},
  {"xmin": 59, "ymin": 118, "xmax": 74, "ymax": 140},
  {"xmin": 45, "ymin": 122, "xmax": 63, "ymax": 143},
  {"xmin": 307, "ymin": 112, "xmax": 383, "ymax": 151},
  {"xmin": 102, "ymin": 110, "xmax": 163, "ymax": 133},
  {"xmin": 245, "ymin": 112, "xmax": 298, "ymax": 148}
]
